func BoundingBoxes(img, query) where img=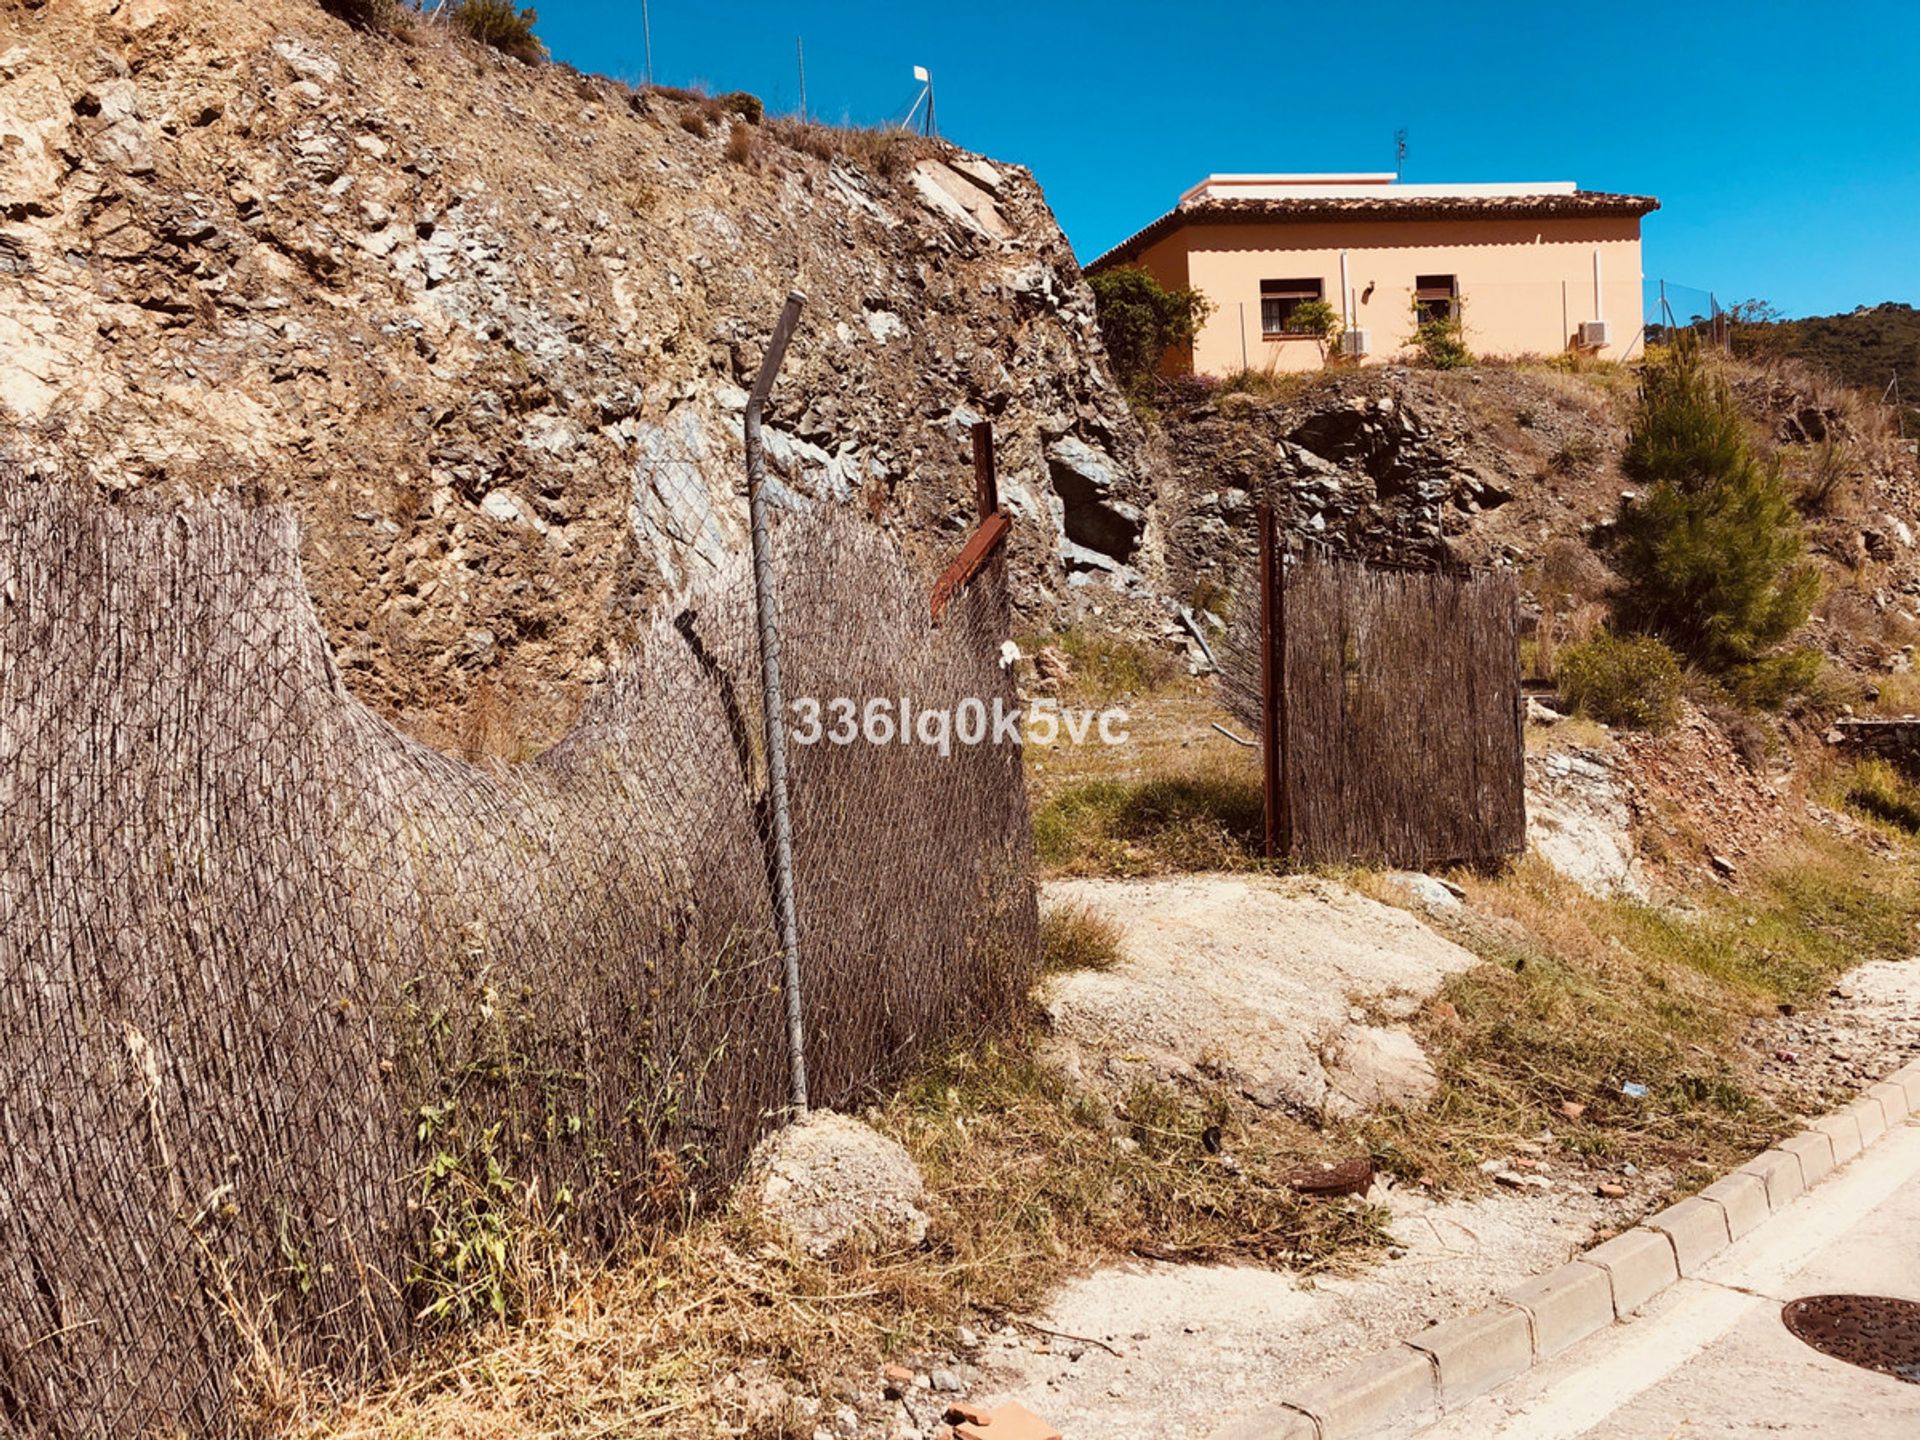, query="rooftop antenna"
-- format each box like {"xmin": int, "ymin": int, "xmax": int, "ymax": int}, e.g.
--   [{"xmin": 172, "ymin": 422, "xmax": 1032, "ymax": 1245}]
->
[
  {"xmin": 1395, "ymin": 127, "xmax": 1407, "ymax": 179},
  {"xmin": 902, "ymin": 64, "xmax": 936, "ymax": 138}
]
